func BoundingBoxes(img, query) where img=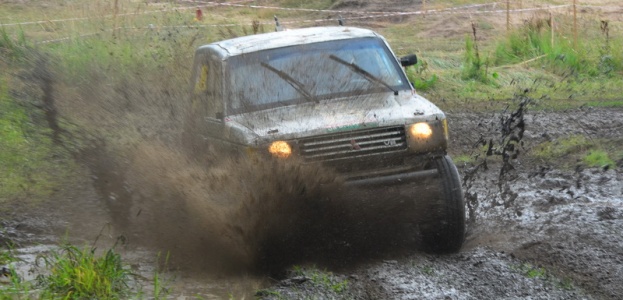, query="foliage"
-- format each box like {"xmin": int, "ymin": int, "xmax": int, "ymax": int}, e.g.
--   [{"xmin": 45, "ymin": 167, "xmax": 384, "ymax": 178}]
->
[{"xmin": 36, "ymin": 243, "xmax": 133, "ymax": 299}]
